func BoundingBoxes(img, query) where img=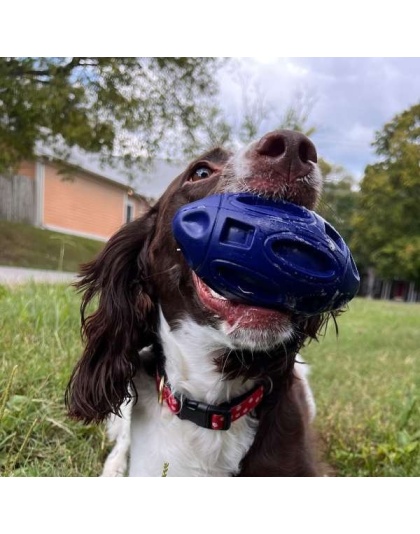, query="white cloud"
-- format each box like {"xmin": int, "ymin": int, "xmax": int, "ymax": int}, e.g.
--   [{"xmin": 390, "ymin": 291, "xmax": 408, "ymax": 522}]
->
[{"xmin": 217, "ymin": 57, "xmax": 420, "ymax": 180}]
